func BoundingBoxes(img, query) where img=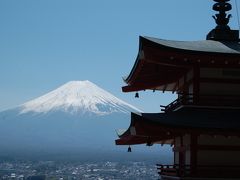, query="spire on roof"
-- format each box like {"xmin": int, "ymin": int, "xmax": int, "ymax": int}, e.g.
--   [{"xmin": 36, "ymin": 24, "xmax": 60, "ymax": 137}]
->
[
  {"xmin": 207, "ymin": 0, "xmax": 239, "ymax": 41},
  {"xmin": 212, "ymin": 0, "xmax": 232, "ymax": 30}
]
